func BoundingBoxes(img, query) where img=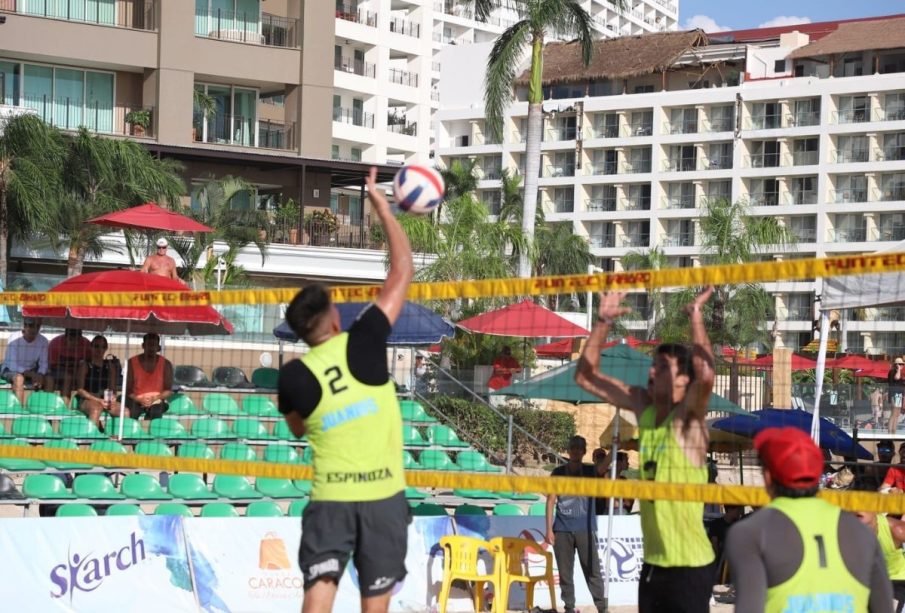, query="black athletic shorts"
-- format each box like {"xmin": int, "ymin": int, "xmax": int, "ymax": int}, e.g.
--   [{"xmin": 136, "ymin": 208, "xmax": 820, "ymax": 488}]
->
[
  {"xmin": 299, "ymin": 491, "xmax": 410, "ymax": 597},
  {"xmin": 638, "ymin": 562, "xmax": 713, "ymax": 613}
]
